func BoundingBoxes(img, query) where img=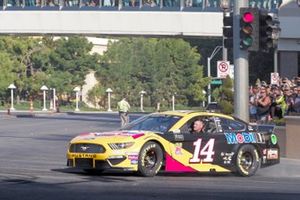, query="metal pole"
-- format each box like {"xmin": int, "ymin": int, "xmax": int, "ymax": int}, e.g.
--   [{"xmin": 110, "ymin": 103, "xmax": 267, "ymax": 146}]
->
[
  {"xmin": 107, "ymin": 92, "xmax": 112, "ymax": 112},
  {"xmin": 222, "ymin": 38, "xmax": 228, "ymax": 61},
  {"xmin": 10, "ymin": 89, "xmax": 15, "ymax": 110},
  {"xmin": 53, "ymin": 88, "xmax": 56, "ymax": 111},
  {"xmin": 140, "ymin": 93, "xmax": 144, "ymax": 112},
  {"xmin": 75, "ymin": 91, "xmax": 79, "ymax": 111},
  {"xmin": 223, "ymin": 12, "xmax": 228, "ymax": 61},
  {"xmin": 207, "ymin": 57, "xmax": 211, "ymax": 104},
  {"xmin": 49, "ymin": 89, "xmax": 53, "ymax": 110},
  {"xmin": 233, "ymin": 0, "xmax": 249, "ymax": 122},
  {"xmin": 207, "ymin": 46, "xmax": 222, "ymax": 104},
  {"xmin": 172, "ymin": 95, "xmax": 175, "ymax": 111},
  {"xmin": 274, "ymin": 49, "xmax": 278, "ymax": 73}
]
